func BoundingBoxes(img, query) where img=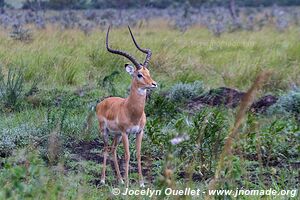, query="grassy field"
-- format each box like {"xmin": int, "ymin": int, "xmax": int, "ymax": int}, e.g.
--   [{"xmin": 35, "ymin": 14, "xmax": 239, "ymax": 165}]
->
[
  {"xmin": 0, "ymin": 21, "xmax": 299, "ymax": 199},
  {"xmin": 1, "ymin": 22, "xmax": 300, "ymax": 90}
]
